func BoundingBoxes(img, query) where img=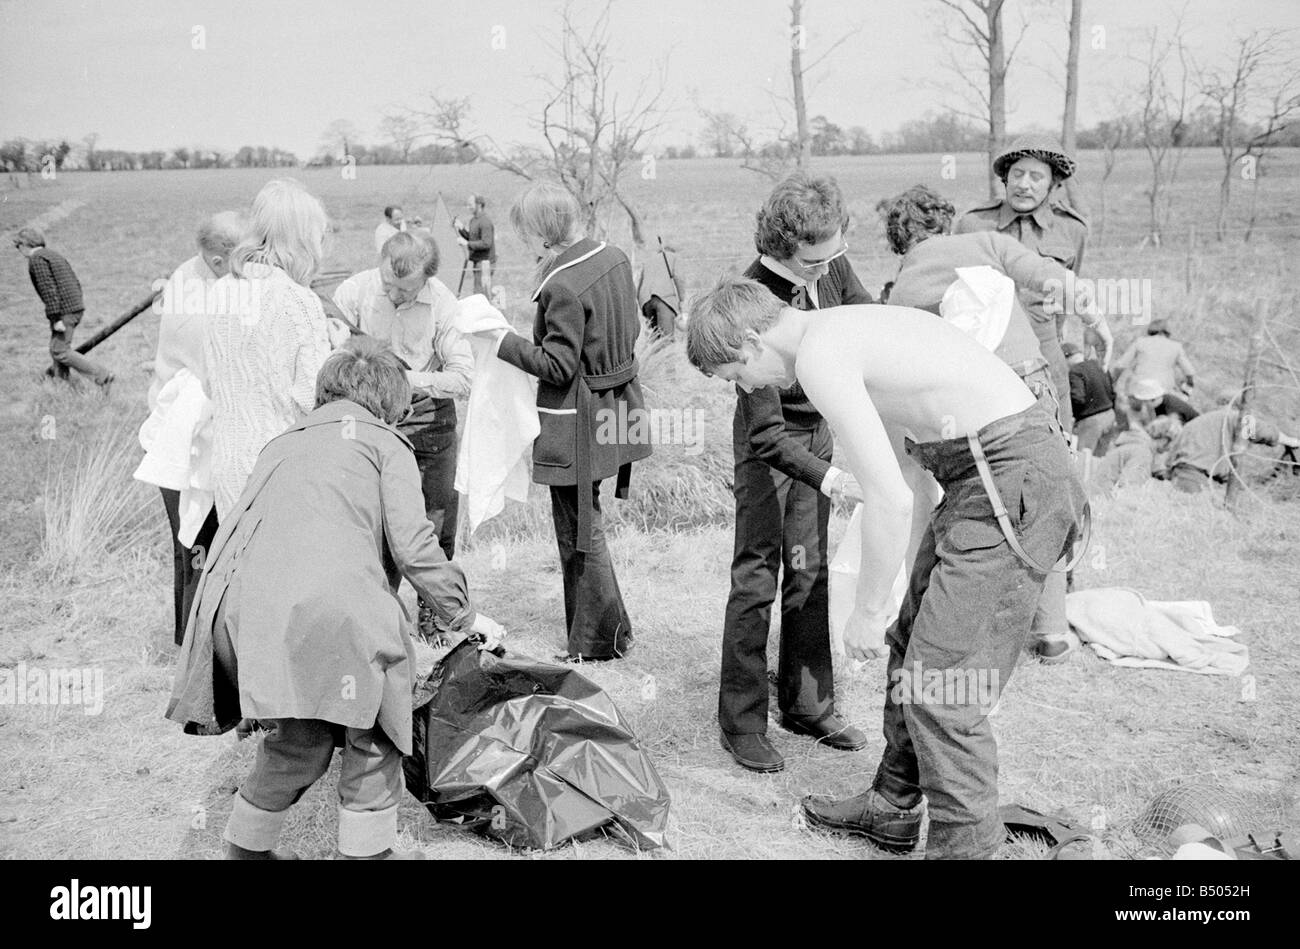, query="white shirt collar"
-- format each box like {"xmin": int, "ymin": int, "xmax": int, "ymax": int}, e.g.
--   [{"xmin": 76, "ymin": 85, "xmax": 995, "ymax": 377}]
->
[{"xmin": 759, "ymin": 255, "xmax": 809, "ymax": 288}]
